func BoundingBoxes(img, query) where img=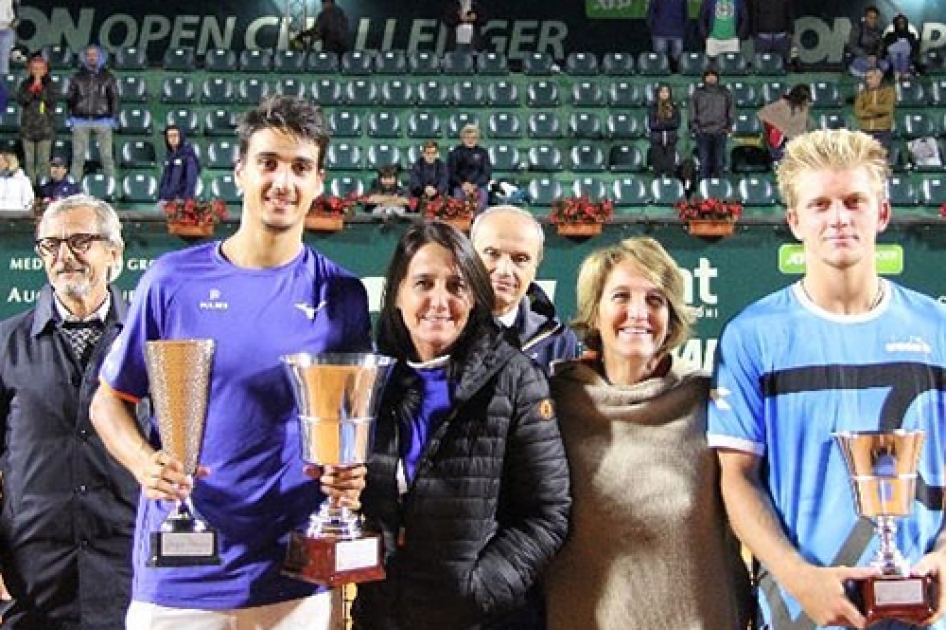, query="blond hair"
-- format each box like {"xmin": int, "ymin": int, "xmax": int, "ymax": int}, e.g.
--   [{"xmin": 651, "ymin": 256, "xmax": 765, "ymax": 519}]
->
[
  {"xmin": 2, "ymin": 152, "xmax": 19, "ymax": 171},
  {"xmin": 776, "ymin": 129, "xmax": 889, "ymax": 209},
  {"xmin": 573, "ymin": 237, "xmax": 693, "ymax": 355}
]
